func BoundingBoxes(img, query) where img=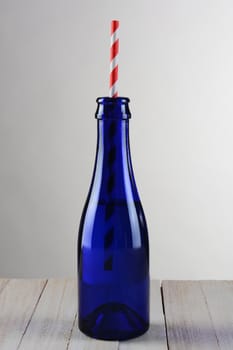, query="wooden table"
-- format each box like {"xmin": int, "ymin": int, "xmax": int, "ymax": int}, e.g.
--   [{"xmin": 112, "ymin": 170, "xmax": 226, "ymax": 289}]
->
[{"xmin": 0, "ymin": 279, "xmax": 232, "ymax": 349}]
